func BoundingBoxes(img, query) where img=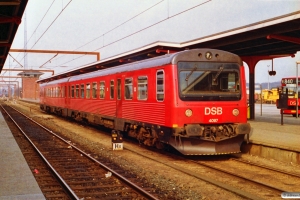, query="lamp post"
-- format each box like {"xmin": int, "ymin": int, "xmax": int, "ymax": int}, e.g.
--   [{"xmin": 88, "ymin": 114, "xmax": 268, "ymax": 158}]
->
[
  {"xmin": 267, "ymin": 65, "xmax": 270, "ymax": 90},
  {"xmin": 296, "ymin": 61, "xmax": 300, "ymax": 118}
]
